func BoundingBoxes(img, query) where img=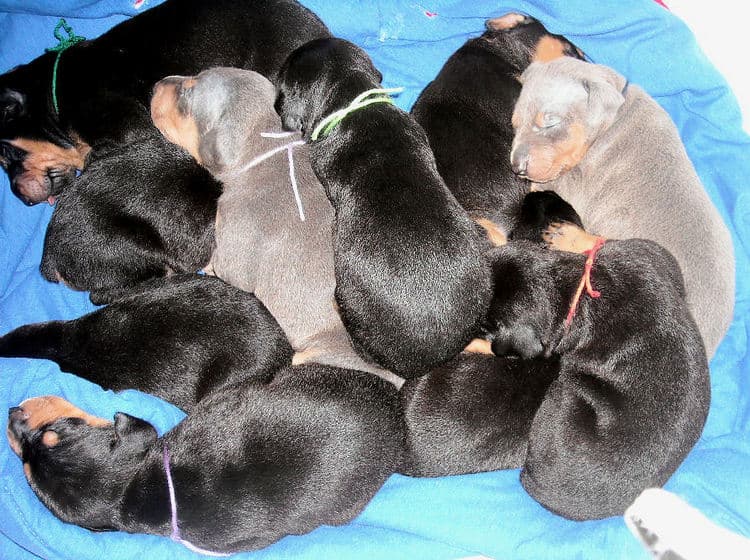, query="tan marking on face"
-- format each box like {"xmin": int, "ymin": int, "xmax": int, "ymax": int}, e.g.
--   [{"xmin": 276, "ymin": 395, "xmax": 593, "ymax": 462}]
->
[
  {"xmin": 41, "ymin": 430, "xmax": 60, "ymax": 447},
  {"xmin": 7, "ymin": 425, "xmax": 22, "ymax": 456},
  {"xmin": 486, "ymin": 13, "xmax": 526, "ymax": 31},
  {"xmin": 543, "ymin": 222, "xmax": 603, "ymax": 254},
  {"xmin": 9, "ymin": 138, "xmax": 89, "ymax": 178},
  {"xmin": 463, "ymin": 338, "xmax": 494, "ymax": 355},
  {"xmin": 23, "ymin": 462, "xmax": 32, "ymax": 483},
  {"xmin": 18, "ymin": 396, "xmax": 111, "ymax": 431},
  {"xmin": 532, "ymin": 36, "xmax": 567, "ymax": 63},
  {"xmin": 150, "ymin": 80, "xmax": 201, "ymax": 163},
  {"xmin": 474, "ymin": 218, "xmax": 508, "ymax": 247},
  {"xmin": 526, "ymin": 121, "xmax": 588, "ymax": 182}
]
